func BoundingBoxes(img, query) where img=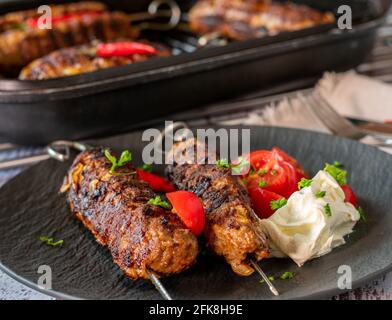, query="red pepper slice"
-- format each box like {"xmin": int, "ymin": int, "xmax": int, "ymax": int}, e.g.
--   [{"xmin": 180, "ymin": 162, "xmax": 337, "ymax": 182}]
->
[
  {"xmin": 136, "ymin": 169, "xmax": 176, "ymax": 193},
  {"xmin": 96, "ymin": 42, "xmax": 158, "ymax": 58},
  {"xmin": 166, "ymin": 191, "xmax": 205, "ymax": 236},
  {"xmin": 27, "ymin": 11, "xmax": 103, "ymax": 28}
]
